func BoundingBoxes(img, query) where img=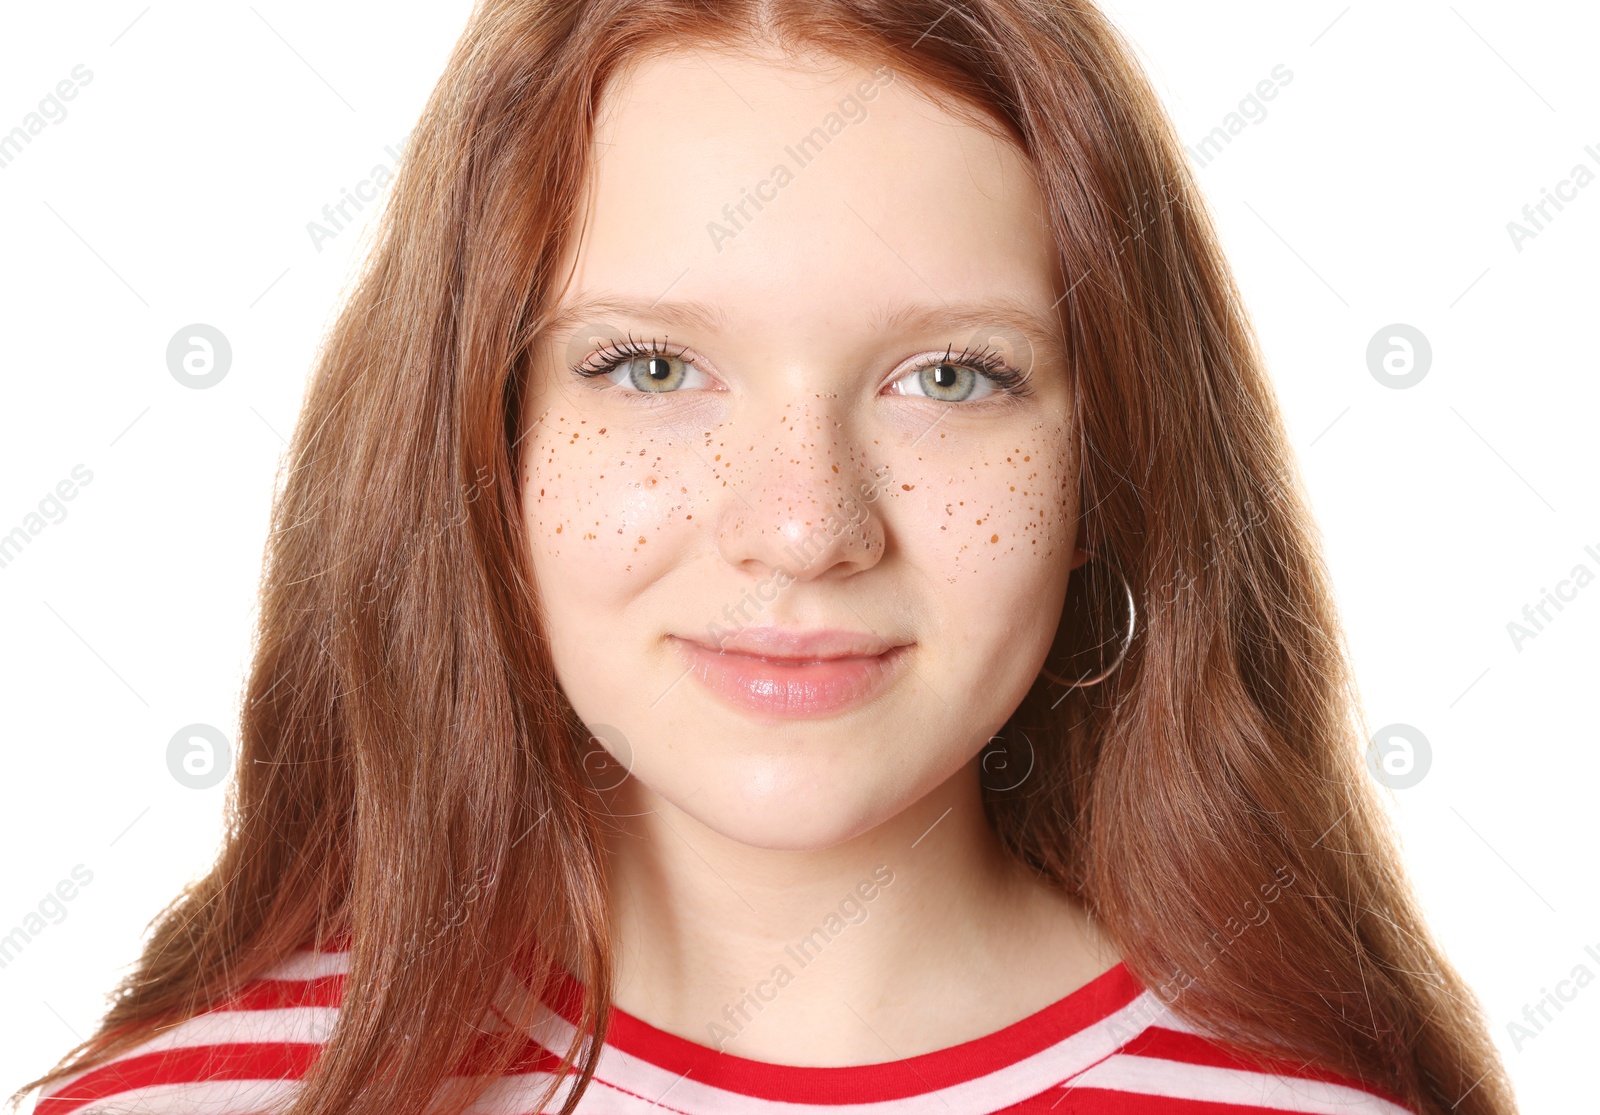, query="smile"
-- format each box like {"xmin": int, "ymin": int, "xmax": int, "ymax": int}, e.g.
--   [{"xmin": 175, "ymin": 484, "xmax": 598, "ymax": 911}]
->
[{"xmin": 666, "ymin": 631, "xmax": 914, "ymax": 720}]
